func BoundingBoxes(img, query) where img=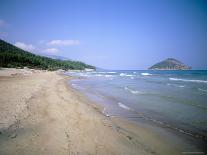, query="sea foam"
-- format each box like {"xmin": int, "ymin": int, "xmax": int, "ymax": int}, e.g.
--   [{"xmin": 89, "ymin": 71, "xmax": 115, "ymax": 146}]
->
[
  {"xmin": 120, "ymin": 73, "xmax": 126, "ymax": 76},
  {"xmin": 167, "ymin": 83, "xmax": 185, "ymax": 88},
  {"xmin": 105, "ymin": 75, "xmax": 113, "ymax": 77},
  {"xmin": 96, "ymin": 74, "xmax": 103, "ymax": 77},
  {"xmin": 118, "ymin": 102, "xmax": 131, "ymax": 110},
  {"xmin": 71, "ymin": 83, "xmax": 85, "ymax": 90},
  {"xmin": 107, "ymin": 71, "xmax": 116, "ymax": 74},
  {"xmin": 120, "ymin": 73, "xmax": 133, "ymax": 77},
  {"xmin": 169, "ymin": 78, "xmax": 207, "ymax": 83},
  {"xmin": 198, "ymin": 88, "xmax": 207, "ymax": 92},
  {"xmin": 141, "ymin": 73, "xmax": 152, "ymax": 76},
  {"xmin": 126, "ymin": 74, "xmax": 133, "ymax": 77},
  {"xmin": 124, "ymin": 87, "xmax": 141, "ymax": 94}
]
